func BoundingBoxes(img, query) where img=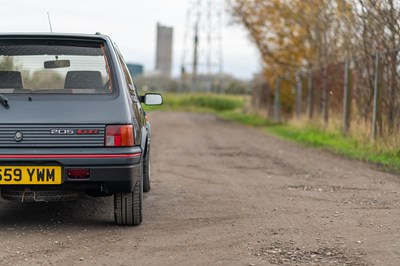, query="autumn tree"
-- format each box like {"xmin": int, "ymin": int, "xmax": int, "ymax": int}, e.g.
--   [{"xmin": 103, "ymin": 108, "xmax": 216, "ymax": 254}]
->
[
  {"xmin": 352, "ymin": 0, "xmax": 400, "ymax": 133},
  {"xmin": 229, "ymin": 0, "xmax": 353, "ymax": 77},
  {"xmin": 228, "ymin": 0, "xmax": 354, "ymax": 118}
]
